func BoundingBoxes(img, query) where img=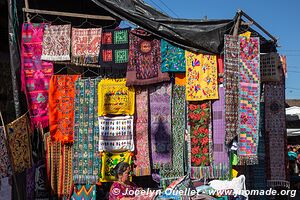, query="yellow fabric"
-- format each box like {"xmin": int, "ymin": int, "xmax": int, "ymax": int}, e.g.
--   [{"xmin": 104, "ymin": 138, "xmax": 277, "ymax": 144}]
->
[
  {"xmin": 185, "ymin": 51, "xmax": 219, "ymax": 101},
  {"xmin": 240, "ymin": 31, "xmax": 251, "ymax": 38},
  {"xmin": 100, "ymin": 151, "xmax": 132, "ymax": 182},
  {"xmin": 232, "ymin": 169, "xmax": 238, "ymax": 178},
  {"xmin": 98, "ymin": 78, "xmax": 135, "ymax": 116},
  {"xmin": 175, "ymin": 73, "xmax": 186, "ymax": 86}
]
